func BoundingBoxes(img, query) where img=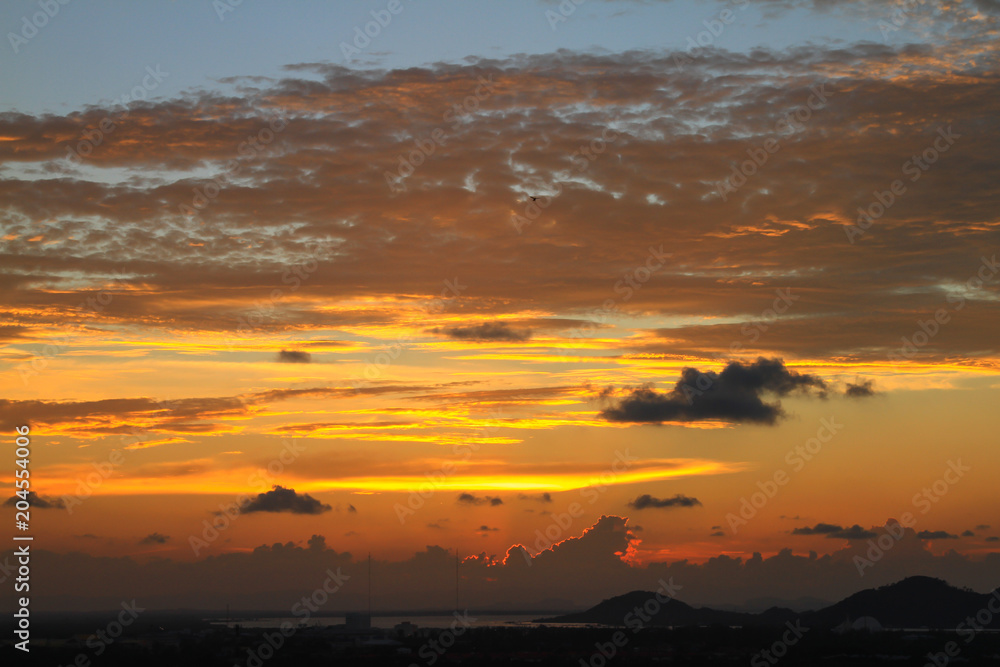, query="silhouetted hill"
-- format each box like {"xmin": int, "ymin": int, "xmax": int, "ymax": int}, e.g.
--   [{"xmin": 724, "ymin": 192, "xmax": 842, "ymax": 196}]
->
[
  {"xmin": 540, "ymin": 576, "xmax": 999, "ymax": 629},
  {"xmin": 539, "ymin": 590, "xmax": 796, "ymax": 627},
  {"xmin": 803, "ymin": 576, "xmax": 1000, "ymax": 629}
]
